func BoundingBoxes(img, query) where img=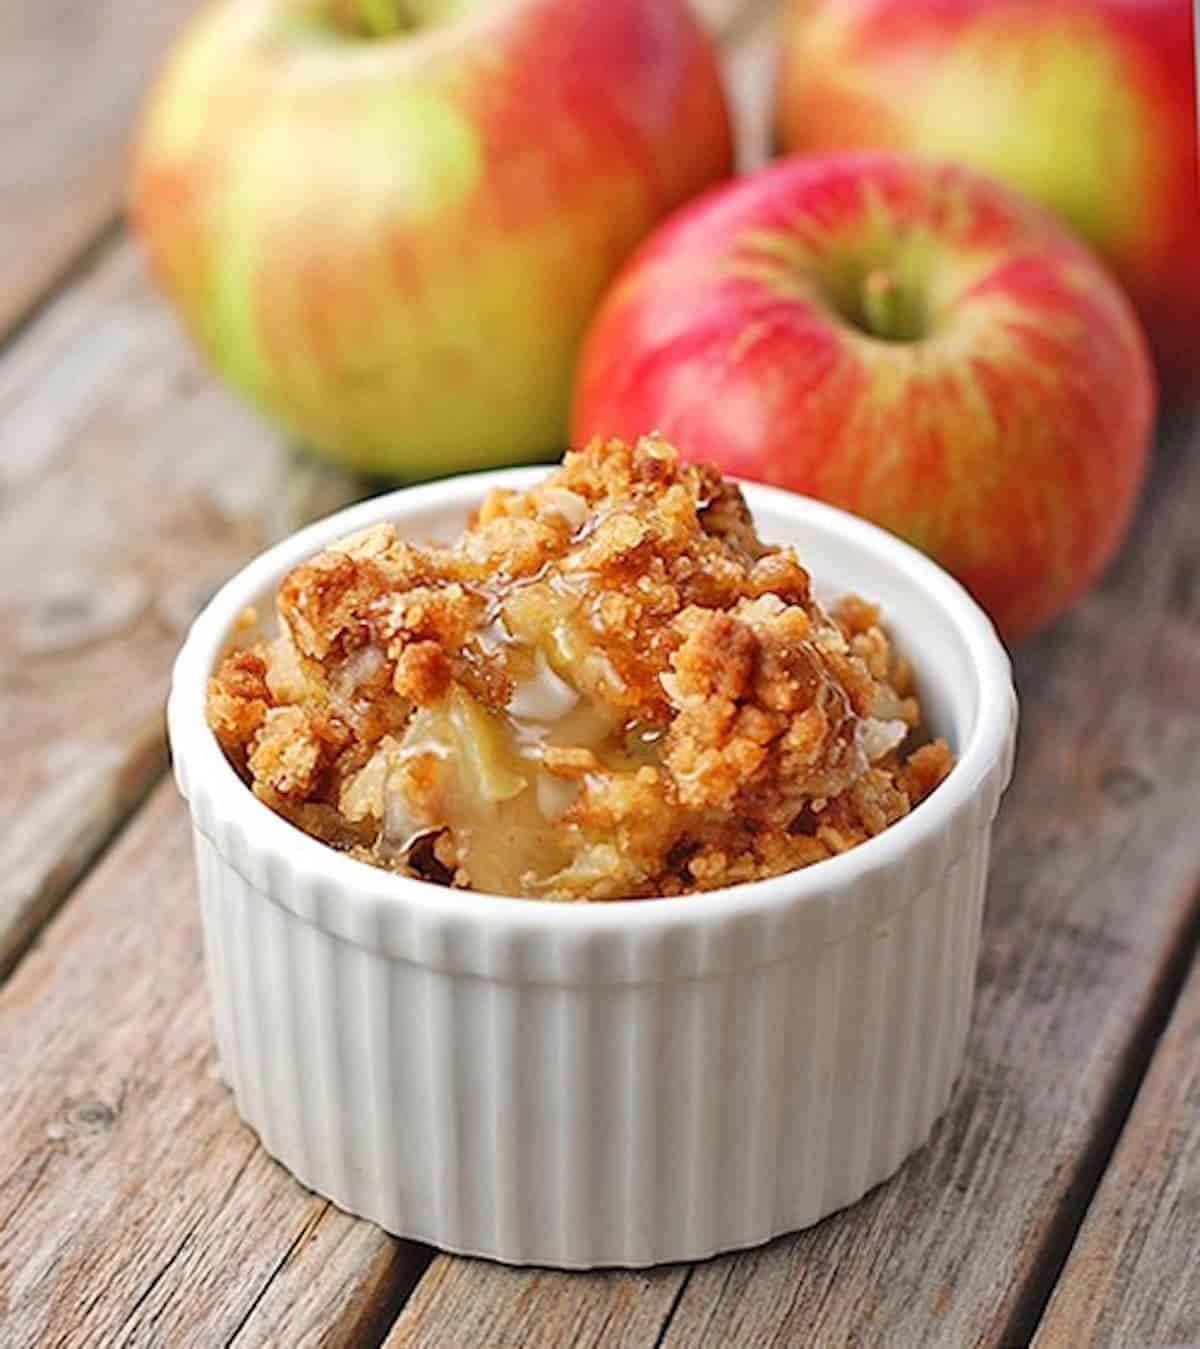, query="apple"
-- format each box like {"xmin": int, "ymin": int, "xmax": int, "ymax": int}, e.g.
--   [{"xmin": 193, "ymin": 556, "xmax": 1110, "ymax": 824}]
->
[
  {"xmin": 774, "ymin": 0, "xmax": 1198, "ymax": 400},
  {"xmin": 571, "ymin": 153, "xmax": 1155, "ymax": 641},
  {"xmin": 131, "ymin": 0, "xmax": 732, "ymax": 478}
]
